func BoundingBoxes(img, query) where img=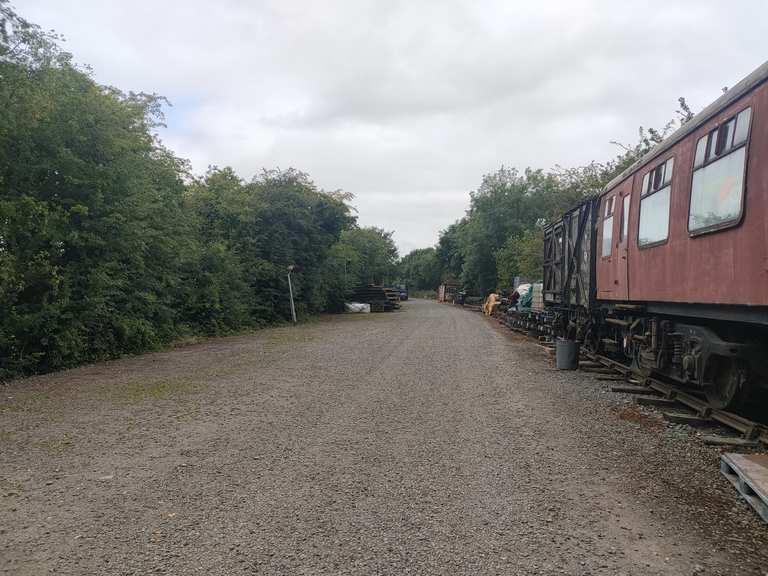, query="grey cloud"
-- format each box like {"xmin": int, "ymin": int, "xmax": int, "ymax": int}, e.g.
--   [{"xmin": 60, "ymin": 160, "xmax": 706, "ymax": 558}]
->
[{"xmin": 24, "ymin": 0, "xmax": 768, "ymax": 252}]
